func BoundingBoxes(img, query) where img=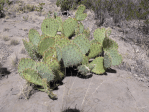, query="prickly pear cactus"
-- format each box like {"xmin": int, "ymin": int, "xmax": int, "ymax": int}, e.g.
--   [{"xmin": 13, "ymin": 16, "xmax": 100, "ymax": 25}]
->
[{"xmin": 18, "ymin": 4, "xmax": 123, "ymax": 100}]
